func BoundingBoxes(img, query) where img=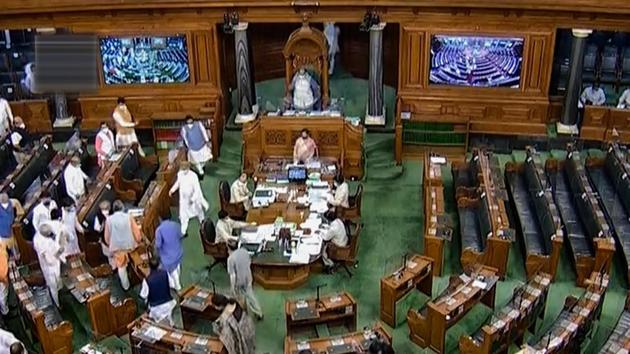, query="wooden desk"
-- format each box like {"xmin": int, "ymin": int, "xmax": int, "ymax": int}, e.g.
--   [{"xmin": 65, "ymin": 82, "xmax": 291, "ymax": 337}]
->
[
  {"xmin": 407, "ymin": 266, "xmax": 498, "ymax": 354},
  {"xmin": 599, "ymin": 291, "xmax": 630, "ymax": 353},
  {"xmin": 380, "ymin": 254, "xmax": 433, "ymax": 327},
  {"xmin": 128, "ymin": 315, "xmax": 225, "ymax": 354},
  {"xmin": 459, "ymin": 272, "xmax": 552, "ymax": 354},
  {"xmin": 253, "ymin": 157, "xmax": 338, "ymax": 183},
  {"xmin": 0, "ymin": 135, "xmax": 54, "ymax": 200},
  {"xmin": 179, "ymin": 285, "xmax": 221, "ymax": 330},
  {"xmin": 10, "ymin": 264, "xmax": 73, "ymax": 354},
  {"xmin": 156, "ymin": 147, "xmax": 186, "ymax": 187},
  {"xmin": 245, "ymin": 183, "xmax": 325, "ymax": 289},
  {"xmin": 582, "ymin": 105, "xmax": 630, "ymax": 142},
  {"xmin": 137, "ymin": 180, "xmax": 170, "ymax": 239},
  {"xmin": 453, "ymin": 149, "xmax": 513, "ymax": 277},
  {"xmin": 62, "ymin": 254, "xmax": 136, "ymax": 338},
  {"xmin": 242, "ymin": 116, "xmax": 364, "ymax": 179},
  {"xmin": 284, "ymin": 324, "xmax": 391, "ymax": 354},
  {"xmin": 505, "ymin": 148, "xmax": 563, "ymax": 280},
  {"xmin": 423, "ymin": 153, "xmax": 452, "ymax": 276},
  {"xmin": 528, "ymin": 272, "xmax": 608, "ymax": 353},
  {"xmin": 129, "ymin": 243, "xmax": 151, "ymax": 280},
  {"xmin": 285, "ymin": 291, "xmax": 357, "ymax": 337}
]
